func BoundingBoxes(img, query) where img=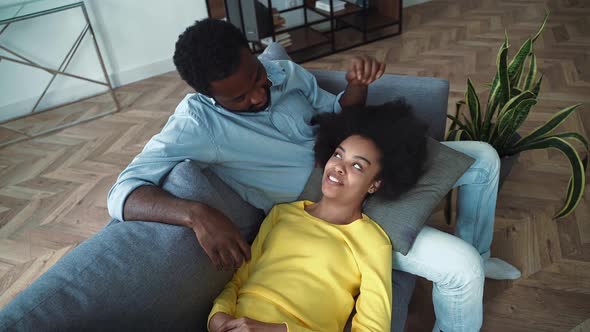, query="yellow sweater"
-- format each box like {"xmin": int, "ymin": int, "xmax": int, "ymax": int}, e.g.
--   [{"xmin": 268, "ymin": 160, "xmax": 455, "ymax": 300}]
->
[{"xmin": 208, "ymin": 200, "xmax": 392, "ymax": 331}]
